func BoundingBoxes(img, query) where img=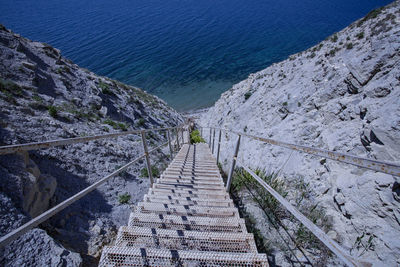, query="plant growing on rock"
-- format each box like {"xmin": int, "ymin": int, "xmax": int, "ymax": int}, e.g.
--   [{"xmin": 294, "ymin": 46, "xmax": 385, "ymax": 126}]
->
[
  {"xmin": 244, "ymin": 91, "xmax": 252, "ymax": 100},
  {"xmin": 190, "ymin": 130, "xmax": 205, "ymax": 144},
  {"xmin": 48, "ymin": 105, "xmax": 58, "ymax": 118},
  {"xmin": 118, "ymin": 193, "xmax": 131, "ymax": 204},
  {"xmin": 346, "ymin": 43, "xmax": 354, "ymax": 49},
  {"xmin": 141, "ymin": 166, "xmax": 159, "ymax": 178}
]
